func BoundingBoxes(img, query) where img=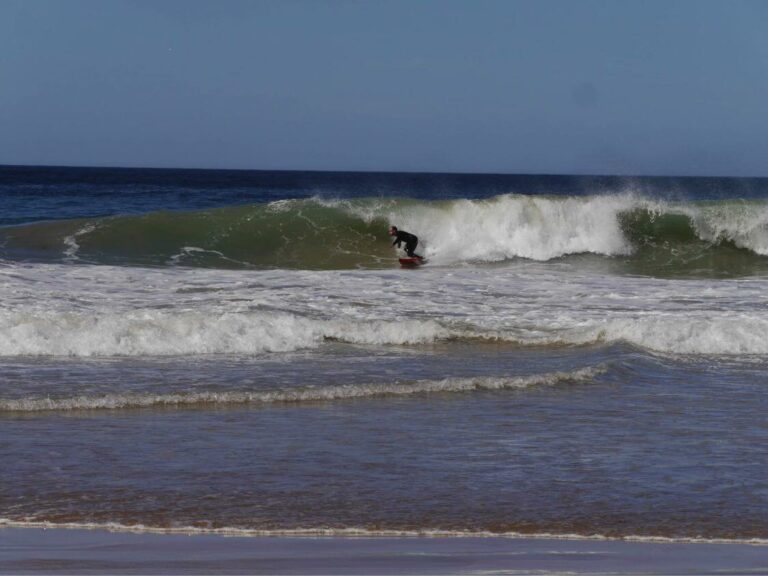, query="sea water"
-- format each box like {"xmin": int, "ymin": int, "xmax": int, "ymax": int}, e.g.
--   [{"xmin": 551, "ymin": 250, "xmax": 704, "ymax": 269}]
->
[{"xmin": 0, "ymin": 166, "xmax": 766, "ymax": 542}]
